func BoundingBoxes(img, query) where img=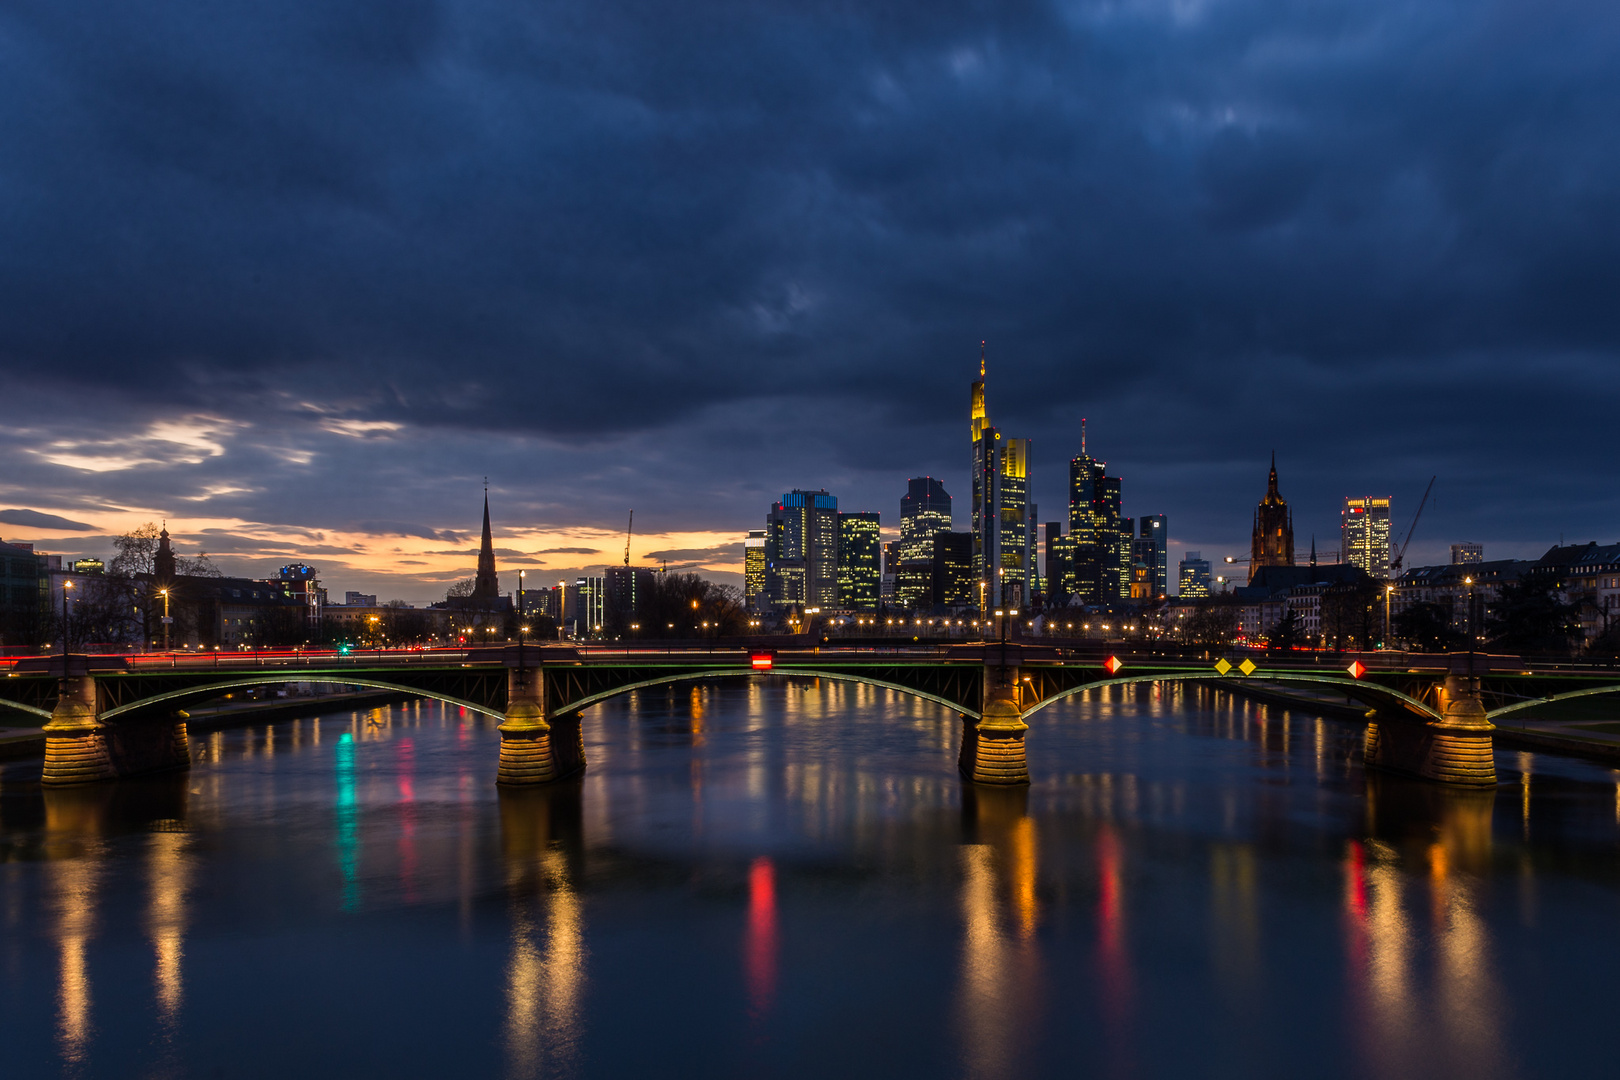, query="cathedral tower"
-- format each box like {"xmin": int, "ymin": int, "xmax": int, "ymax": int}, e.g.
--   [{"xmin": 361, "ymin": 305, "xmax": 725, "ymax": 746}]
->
[{"xmin": 1249, "ymin": 453, "xmax": 1294, "ymax": 582}]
